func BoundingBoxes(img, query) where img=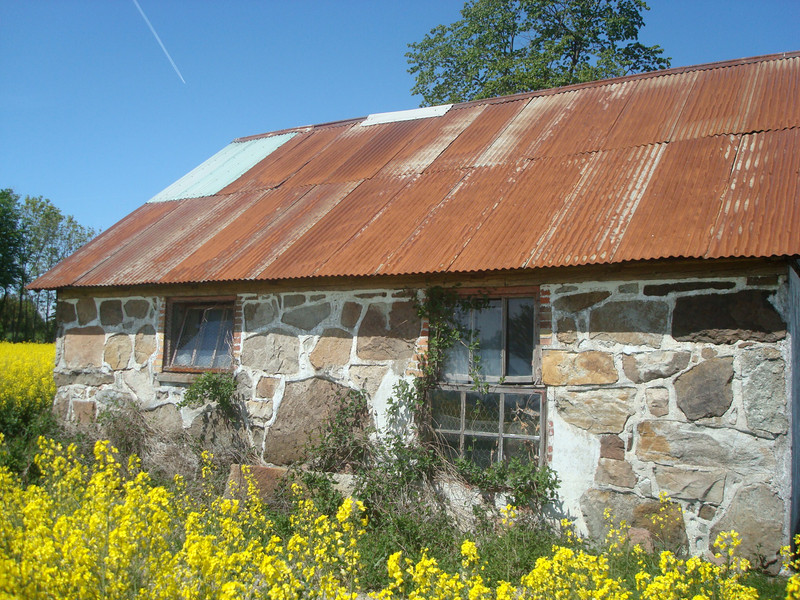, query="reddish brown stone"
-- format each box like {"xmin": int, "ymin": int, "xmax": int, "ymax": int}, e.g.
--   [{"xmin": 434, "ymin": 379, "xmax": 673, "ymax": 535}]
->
[
  {"xmin": 72, "ymin": 400, "xmax": 97, "ymax": 424},
  {"xmin": 600, "ymin": 435, "xmax": 625, "ymax": 460},
  {"xmin": 63, "ymin": 326, "xmax": 106, "ymax": 368}
]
